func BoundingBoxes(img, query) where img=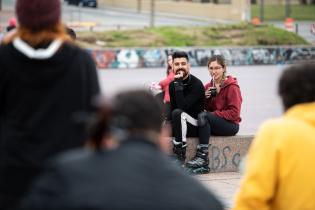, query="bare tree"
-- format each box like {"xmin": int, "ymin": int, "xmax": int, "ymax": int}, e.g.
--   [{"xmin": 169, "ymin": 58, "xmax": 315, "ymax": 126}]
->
[
  {"xmin": 150, "ymin": 0, "xmax": 155, "ymax": 28},
  {"xmin": 285, "ymin": 0, "xmax": 291, "ymax": 18},
  {"xmin": 137, "ymin": 0, "xmax": 141, "ymax": 13},
  {"xmin": 260, "ymin": 0, "xmax": 264, "ymax": 22}
]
